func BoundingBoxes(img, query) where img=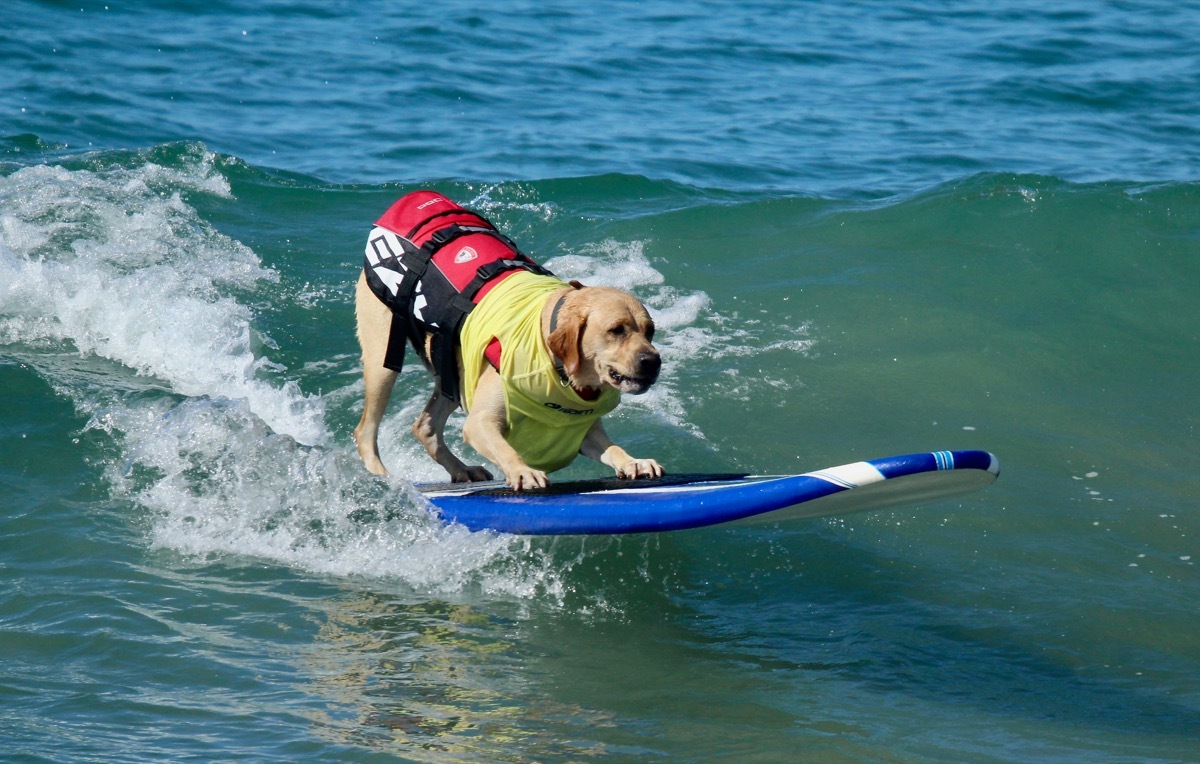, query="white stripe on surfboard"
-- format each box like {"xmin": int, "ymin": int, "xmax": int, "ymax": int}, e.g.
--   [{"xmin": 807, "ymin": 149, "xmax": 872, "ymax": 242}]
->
[{"xmin": 802, "ymin": 461, "xmax": 885, "ymax": 490}]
